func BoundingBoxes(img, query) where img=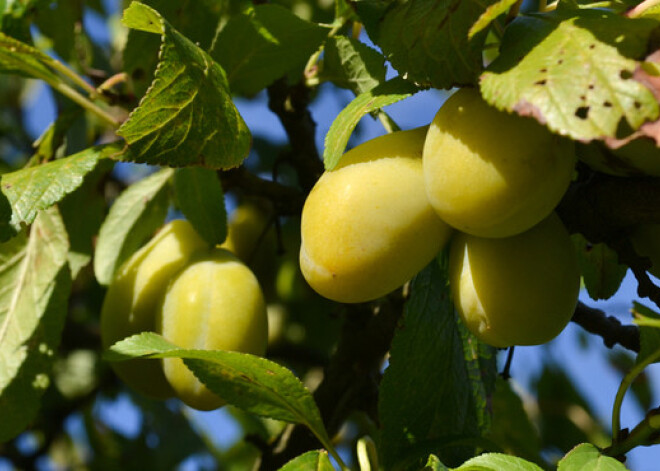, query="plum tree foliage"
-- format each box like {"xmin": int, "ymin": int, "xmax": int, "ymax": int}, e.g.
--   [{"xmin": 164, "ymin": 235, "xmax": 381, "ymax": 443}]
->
[{"xmin": 1, "ymin": 0, "xmax": 660, "ymax": 470}]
